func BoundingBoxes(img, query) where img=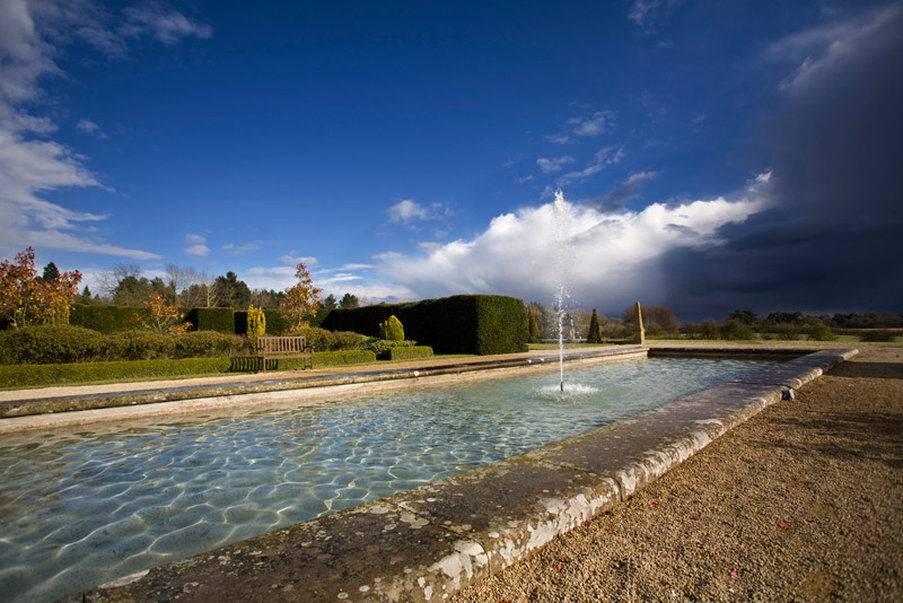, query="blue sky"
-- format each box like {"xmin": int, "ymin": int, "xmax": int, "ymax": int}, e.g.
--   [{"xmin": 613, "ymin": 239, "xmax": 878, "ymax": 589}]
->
[{"xmin": 2, "ymin": 1, "xmax": 901, "ymax": 319}]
